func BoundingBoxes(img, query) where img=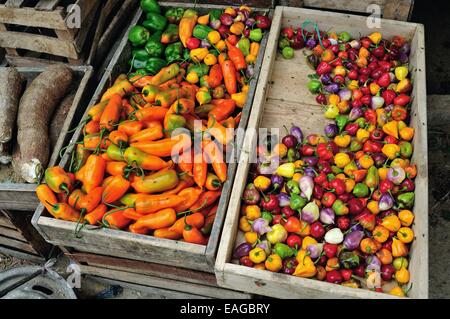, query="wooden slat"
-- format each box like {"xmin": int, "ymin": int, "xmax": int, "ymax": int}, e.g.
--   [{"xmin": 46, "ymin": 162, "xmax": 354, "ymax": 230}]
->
[
  {"xmin": 0, "ymin": 225, "xmax": 28, "ymax": 241},
  {"xmin": 0, "ymin": 214, "xmax": 15, "ymax": 229},
  {"xmin": 35, "ymin": 0, "xmax": 60, "ymax": 11},
  {"xmin": 4, "ymin": 0, "xmax": 25, "ymax": 8},
  {"xmin": 0, "ymin": 235, "xmax": 37, "ymax": 254},
  {"xmin": 0, "ymin": 6, "xmax": 66, "ymax": 29},
  {"xmin": 0, "ymin": 245, "xmax": 45, "ymax": 263}
]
